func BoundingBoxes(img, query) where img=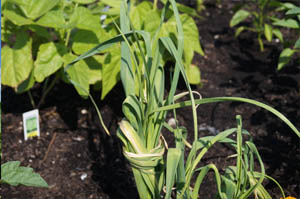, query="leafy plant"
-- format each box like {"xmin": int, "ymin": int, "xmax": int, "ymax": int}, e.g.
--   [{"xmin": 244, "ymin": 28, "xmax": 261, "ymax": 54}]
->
[
  {"xmin": 1, "ymin": 161, "xmax": 48, "ymax": 188},
  {"xmin": 271, "ymin": 3, "xmax": 300, "ymax": 70},
  {"xmin": 1, "ymin": 0, "xmax": 204, "ymax": 109},
  {"xmin": 230, "ymin": 0, "xmax": 285, "ymax": 51},
  {"xmin": 65, "ymin": 0, "xmax": 300, "ymax": 198}
]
